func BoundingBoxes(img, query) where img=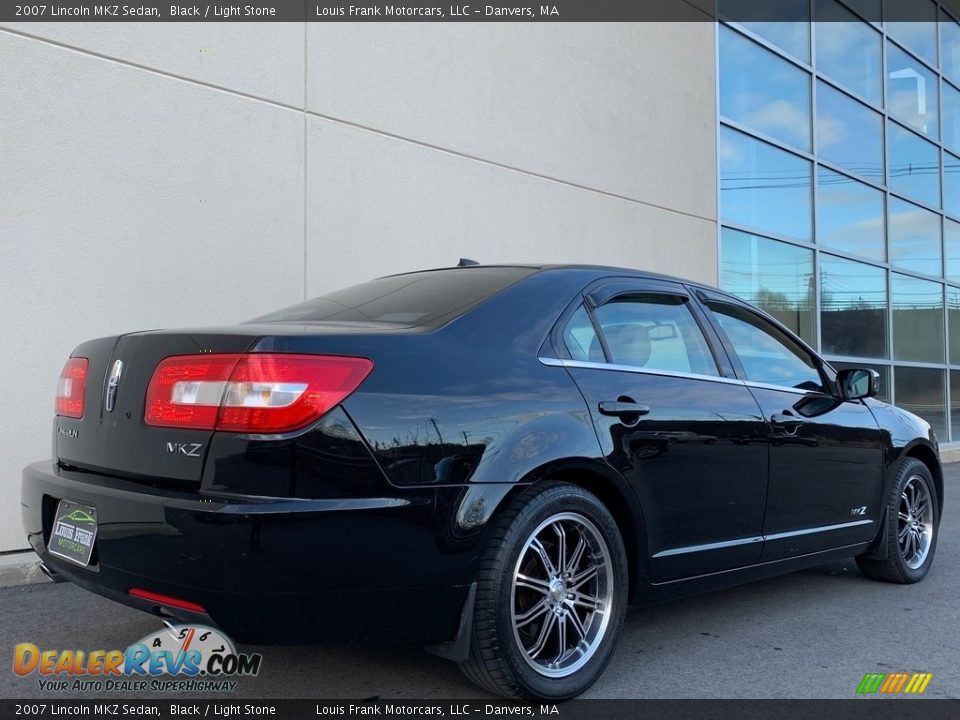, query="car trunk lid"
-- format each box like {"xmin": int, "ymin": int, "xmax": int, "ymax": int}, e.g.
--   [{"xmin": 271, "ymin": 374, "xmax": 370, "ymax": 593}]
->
[{"xmin": 56, "ymin": 330, "xmax": 259, "ymax": 483}]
